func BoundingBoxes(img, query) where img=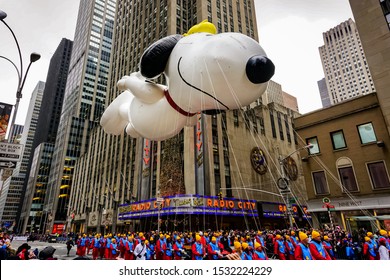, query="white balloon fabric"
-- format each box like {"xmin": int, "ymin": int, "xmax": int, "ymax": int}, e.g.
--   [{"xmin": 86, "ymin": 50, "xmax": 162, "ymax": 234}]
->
[{"xmin": 100, "ymin": 23, "xmax": 275, "ymax": 141}]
